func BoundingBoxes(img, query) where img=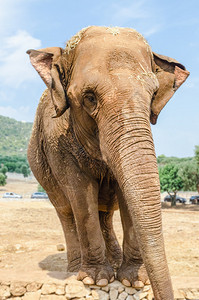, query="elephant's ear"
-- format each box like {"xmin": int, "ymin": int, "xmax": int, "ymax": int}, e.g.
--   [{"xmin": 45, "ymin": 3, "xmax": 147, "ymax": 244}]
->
[
  {"xmin": 27, "ymin": 47, "xmax": 69, "ymax": 118},
  {"xmin": 150, "ymin": 52, "xmax": 190, "ymax": 125}
]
